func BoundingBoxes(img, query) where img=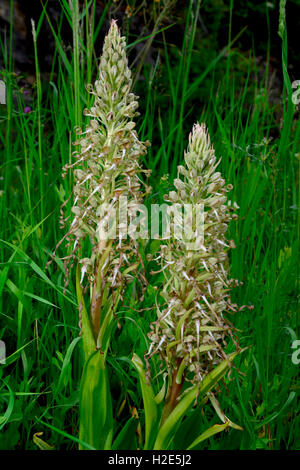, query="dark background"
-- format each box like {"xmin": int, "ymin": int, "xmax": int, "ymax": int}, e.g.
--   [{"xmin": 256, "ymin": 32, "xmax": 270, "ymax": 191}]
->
[{"xmin": 1, "ymin": 0, "xmax": 299, "ymax": 82}]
